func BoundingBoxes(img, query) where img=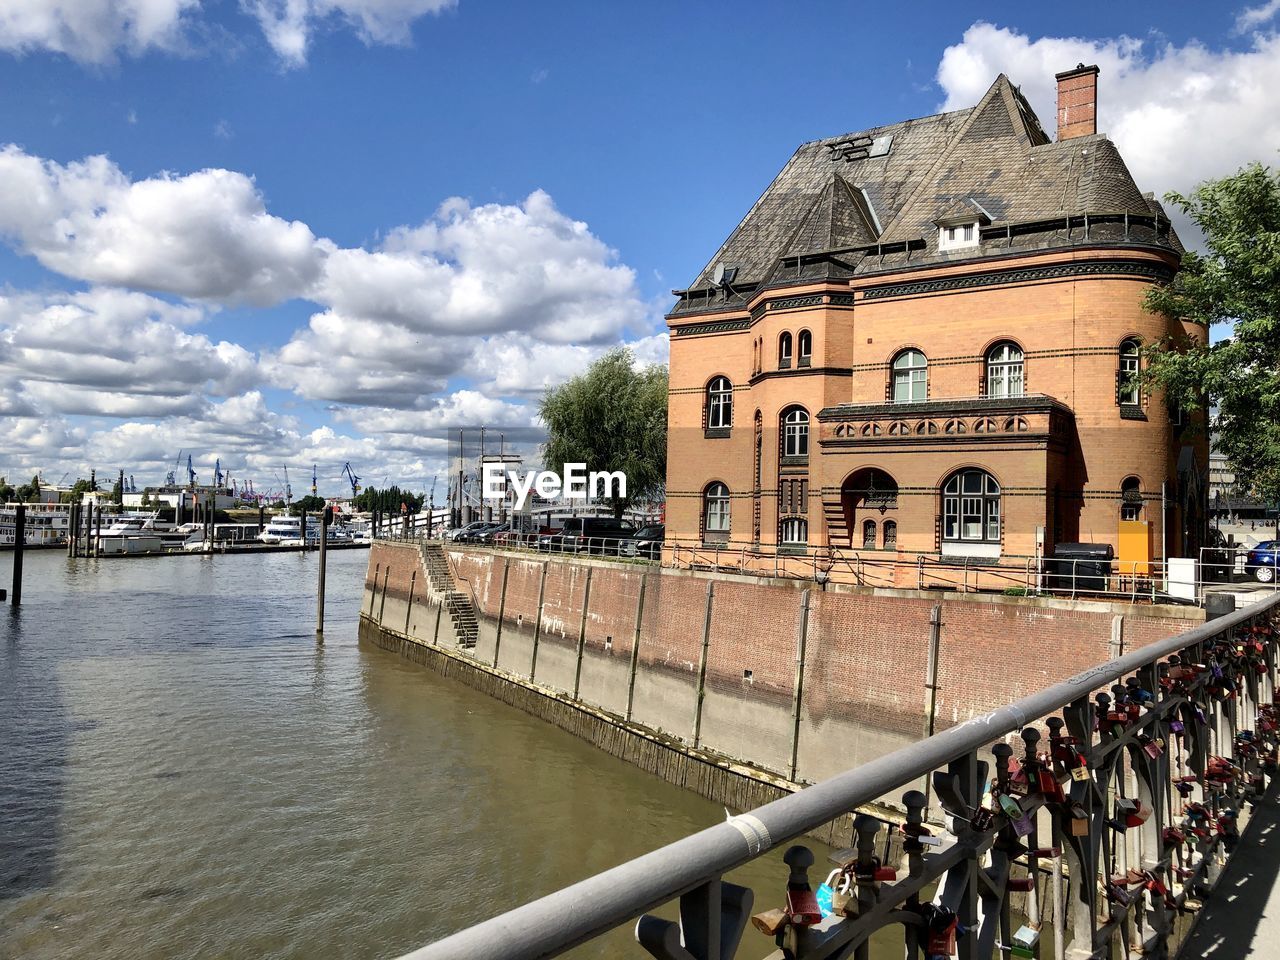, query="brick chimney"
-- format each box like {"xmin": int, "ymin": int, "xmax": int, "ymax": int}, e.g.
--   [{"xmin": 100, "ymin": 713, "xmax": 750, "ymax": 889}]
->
[{"xmin": 1056, "ymin": 63, "xmax": 1099, "ymax": 140}]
